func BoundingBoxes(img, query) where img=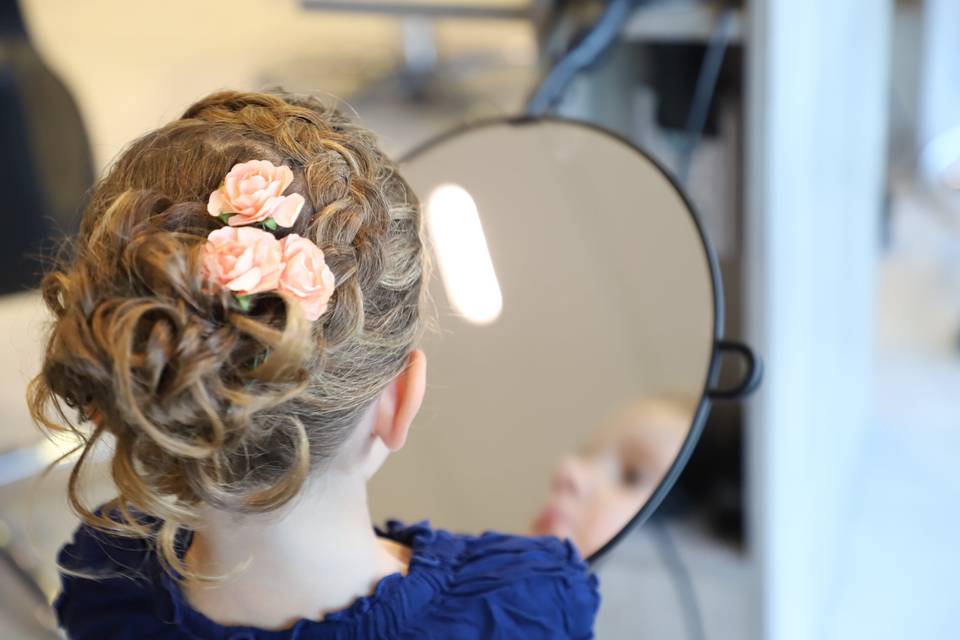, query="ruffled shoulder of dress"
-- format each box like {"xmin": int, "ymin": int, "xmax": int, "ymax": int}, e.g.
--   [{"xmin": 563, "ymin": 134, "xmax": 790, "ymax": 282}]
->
[
  {"xmin": 379, "ymin": 522, "xmax": 601, "ymax": 639},
  {"xmin": 455, "ymin": 531, "xmax": 601, "ymax": 638},
  {"xmin": 378, "ymin": 519, "xmax": 469, "ymax": 564},
  {"xmin": 379, "ymin": 520, "xmax": 595, "ymax": 586},
  {"xmin": 57, "ymin": 505, "xmax": 161, "ymax": 579},
  {"xmin": 54, "ymin": 507, "xmax": 175, "ymax": 640},
  {"xmin": 461, "ymin": 529, "xmax": 592, "ymax": 581}
]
